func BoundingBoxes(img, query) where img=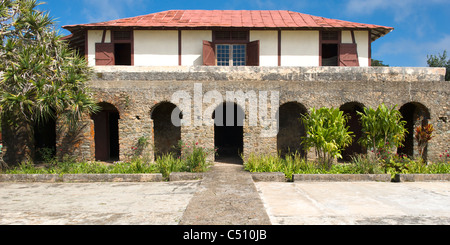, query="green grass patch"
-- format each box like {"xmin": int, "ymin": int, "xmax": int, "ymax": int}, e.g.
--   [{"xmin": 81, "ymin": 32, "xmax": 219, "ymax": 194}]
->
[
  {"xmin": 2, "ymin": 141, "xmax": 214, "ymax": 181},
  {"xmin": 244, "ymin": 153, "xmax": 450, "ymax": 181}
]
